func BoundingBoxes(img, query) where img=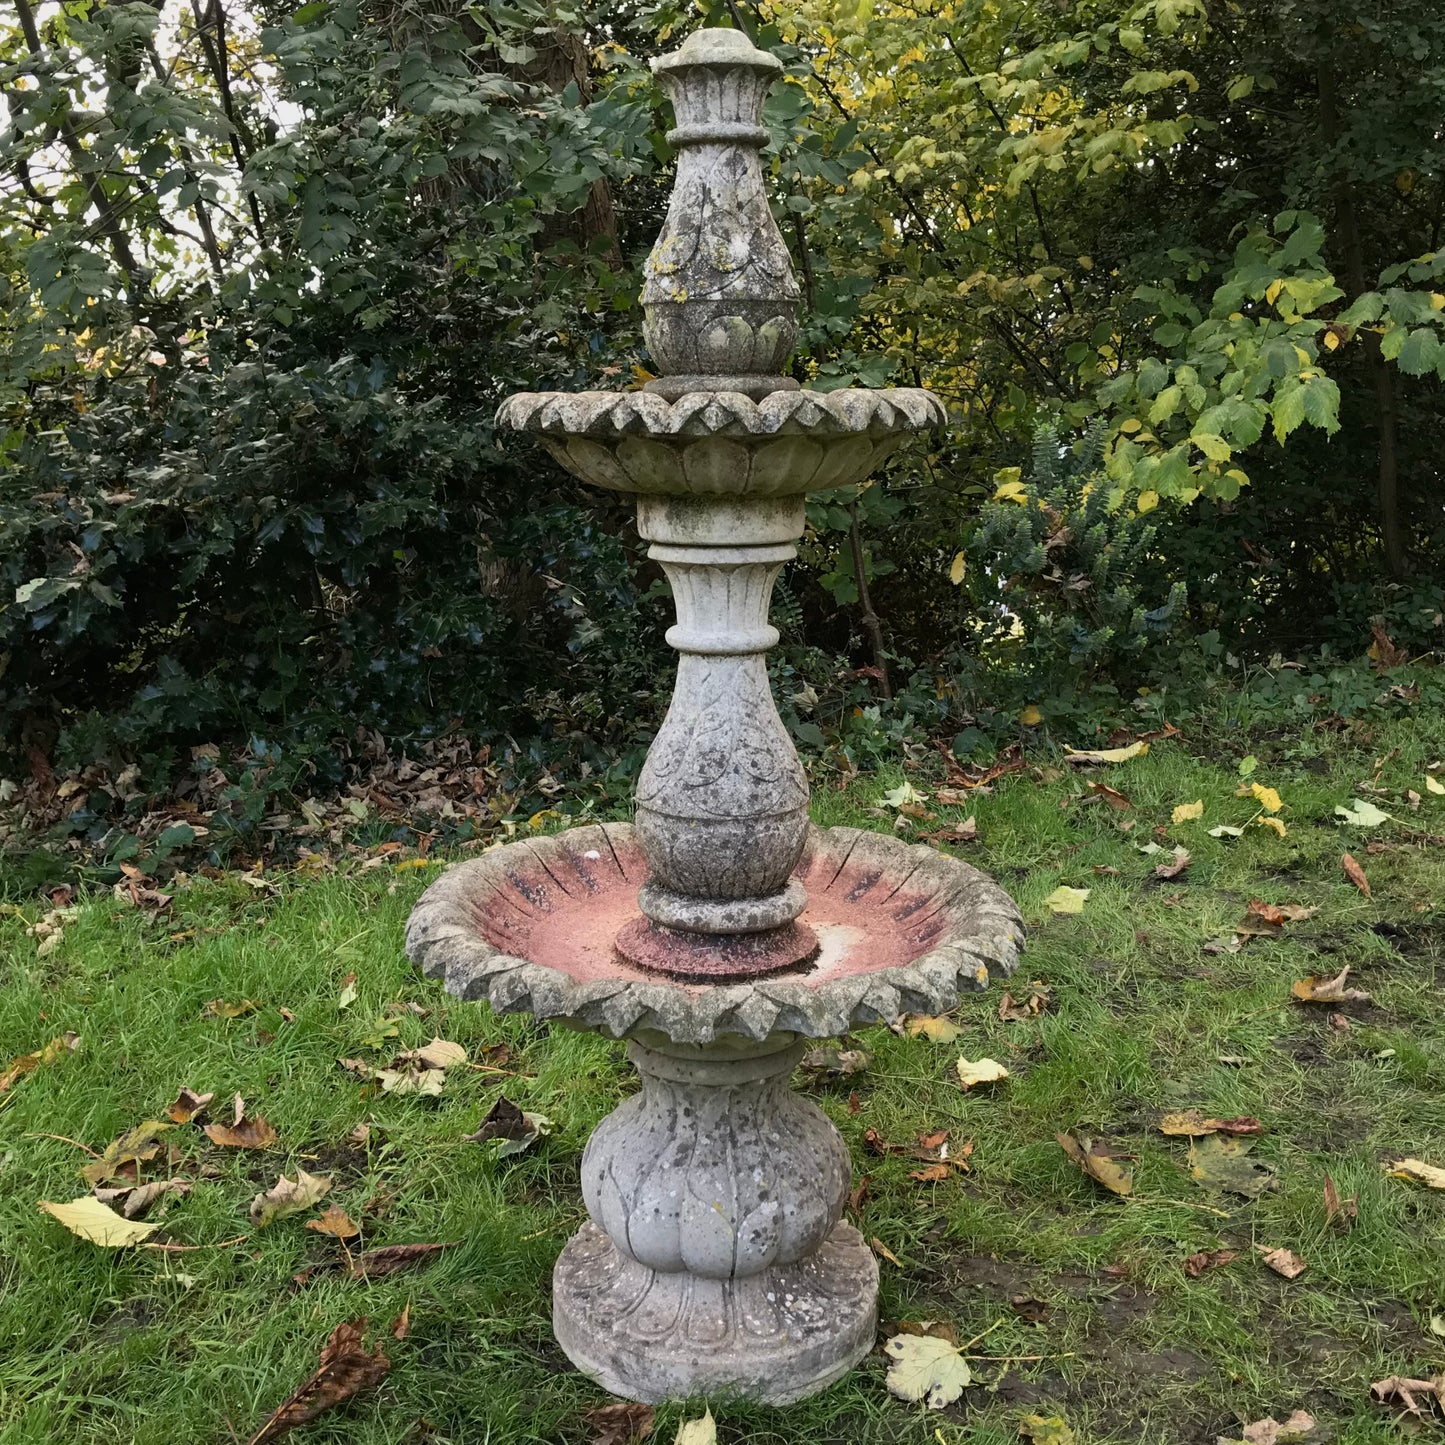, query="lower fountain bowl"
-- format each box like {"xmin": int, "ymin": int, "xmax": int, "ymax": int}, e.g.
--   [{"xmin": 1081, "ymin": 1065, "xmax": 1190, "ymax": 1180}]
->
[{"xmin": 405, "ymin": 821, "xmax": 1024, "ymax": 1044}]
